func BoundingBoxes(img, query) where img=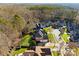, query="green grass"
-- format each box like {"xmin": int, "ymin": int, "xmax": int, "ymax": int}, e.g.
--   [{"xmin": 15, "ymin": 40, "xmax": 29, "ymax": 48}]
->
[
  {"xmin": 51, "ymin": 51, "xmax": 60, "ymax": 56},
  {"xmin": 19, "ymin": 35, "xmax": 32, "ymax": 47},
  {"xmin": 12, "ymin": 48, "xmax": 27, "ymax": 56},
  {"xmin": 43, "ymin": 26, "xmax": 52, "ymax": 32}
]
